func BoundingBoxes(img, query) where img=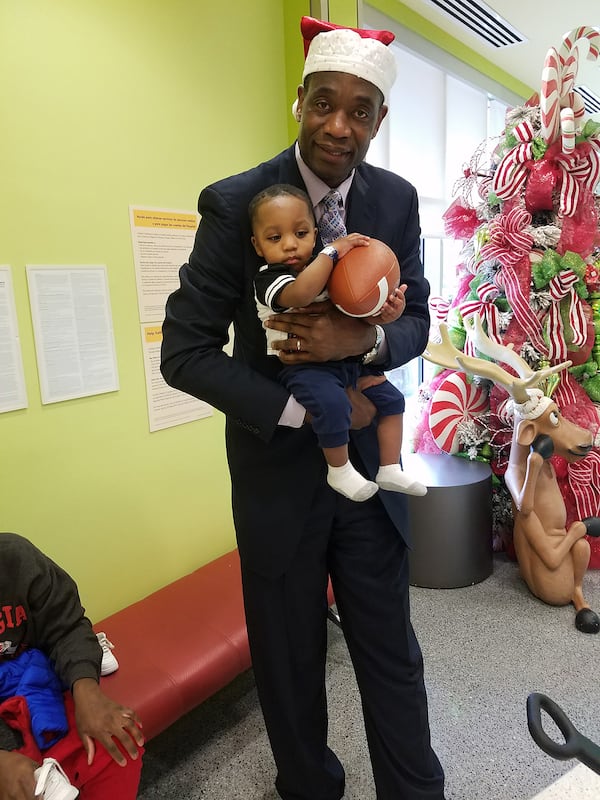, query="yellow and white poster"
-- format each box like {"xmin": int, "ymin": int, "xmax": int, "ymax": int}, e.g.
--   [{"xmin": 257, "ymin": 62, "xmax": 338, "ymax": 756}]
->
[
  {"xmin": 129, "ymin": 206, "xmax": 199, "ymax": 324},
  {"xmin": 141, "ymin": 323, "xmax": 212, "ymax": 432}
]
